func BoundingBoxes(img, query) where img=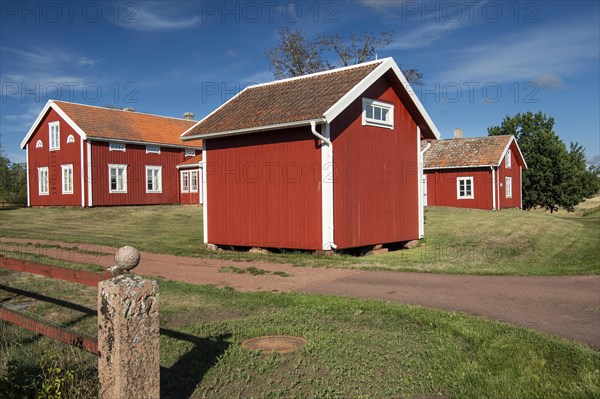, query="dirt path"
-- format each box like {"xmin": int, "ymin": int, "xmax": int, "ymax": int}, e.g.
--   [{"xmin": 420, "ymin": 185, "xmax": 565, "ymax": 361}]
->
[{"xmin": 2, "ymin": 237, "xmax": 599, "ymax": 349}]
